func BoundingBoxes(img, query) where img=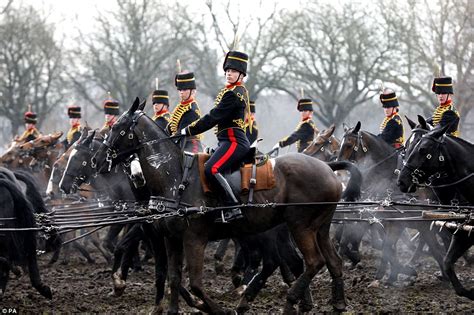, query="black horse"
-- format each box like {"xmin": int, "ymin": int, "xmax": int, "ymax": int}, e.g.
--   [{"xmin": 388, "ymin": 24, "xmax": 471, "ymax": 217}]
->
[
  {"xmin": 0, "ymin": 174, "xmax": 52, "ymax": 299},
  {"xmin": 398, "ymin": 123, "xmax": 474, "ymax": 300},
  {"xmin": 62, "ymin": 98, "xmax": 362, "ymax": 313}
]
